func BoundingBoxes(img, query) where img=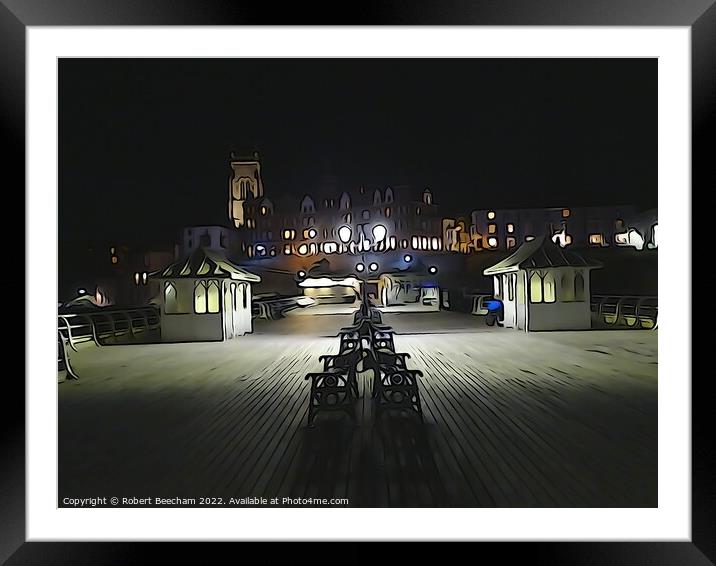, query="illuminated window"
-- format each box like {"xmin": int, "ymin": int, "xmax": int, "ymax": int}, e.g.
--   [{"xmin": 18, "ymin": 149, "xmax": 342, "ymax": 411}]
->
[
  {"xmin": 401, "ymin": 239, "xmax": 408, "ymax": 249},
  {"xmin": 487, "ymin": 211, "xmax": 495, "ymax": 220},
  {"xmin": 506, "ymin": 237, "xmax": 516, "ymax": 249},
  {"xmin": 506, "ymin": 223, "xmax": 514, "ymax": 233},
  {"xmin": 247, "ymin": 245, "xmax": 253, "ymax": 258},
  {"xmin": 270, "ymin": 248, "xmax": 276, "ymax": 256},
  {"xmin": 303, "ymin": 228, "xmax": 317, "ymax": 239},
  {"xmin": 431, "ymin": 237, "xmax": 440, "ymax": 250},
  {"xmin": 194, "ymin": 281, "xmax": 207, "ymax": 314},
  {"xmin": 111, "ymin": 256, "xmax": 118, "ymax": 264},
  {"xmin": 298, "ymin": 243, "xmax": 308, "ymax": 255},
  {"xmin": 323, "ymin": 242, "xmax": 338, "ymax": 254},
  {"xmin": 488, "ymin": 224, "xmax": 496, "ymax": 234},
  {"xmin": 589, "ymin": 233, "xmax": 604, "ymax": 246},
  {"xmin": 284, "ymin": 244, "xmax": 292, "ymax": 255},
  {"xmin": 416, "ymin": 207, "xmax": 421, "ymax": 215},
  {"xmin": 562, "ymin": 208, "xmax": 570, "ymax": 218},
  {"xmin": 164, "ymin": 282, "xmax": 178, "ymax": 314},
  {"xmin": 529, "ymin": 272, "xmax": 543, "ymax": 303},
  {"xmin": 487, "ymin": 237, "xmax": 498, "ymax": 248},
  {"xmin": 260, "ymin": 206, "xmax": 267, "ymax": 215},
  {"xmin": 543, "ymin": 273, "xmax": 556, "ymax": 303},
  {"xmin": 421, "ymin": 237, "xmax": 428, "ymax": 250},
  {"xmin": 142, "ymin": 272, "xmax": 148, "ymax": 285},
  {"xmin": 411, "ymin": 236, "xmax": 419, "ymax": 250},
  {"xmin": 385, "ymin": 207, "xmax": 391, "ymax": 218},
  {"xmin": 206, "ymin": 281, "xmax": 220, "ymax": 313},
  {"xmin": 134, "ymin": 272, "xmax": 140, "ymax": 285},
  {"xmin": 283, "ymin": 229, "xmax": 294, "ymax": 240},
  {"xmin": 110, "ymin": 247, "xmax": 115, "ymax": 254}
]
